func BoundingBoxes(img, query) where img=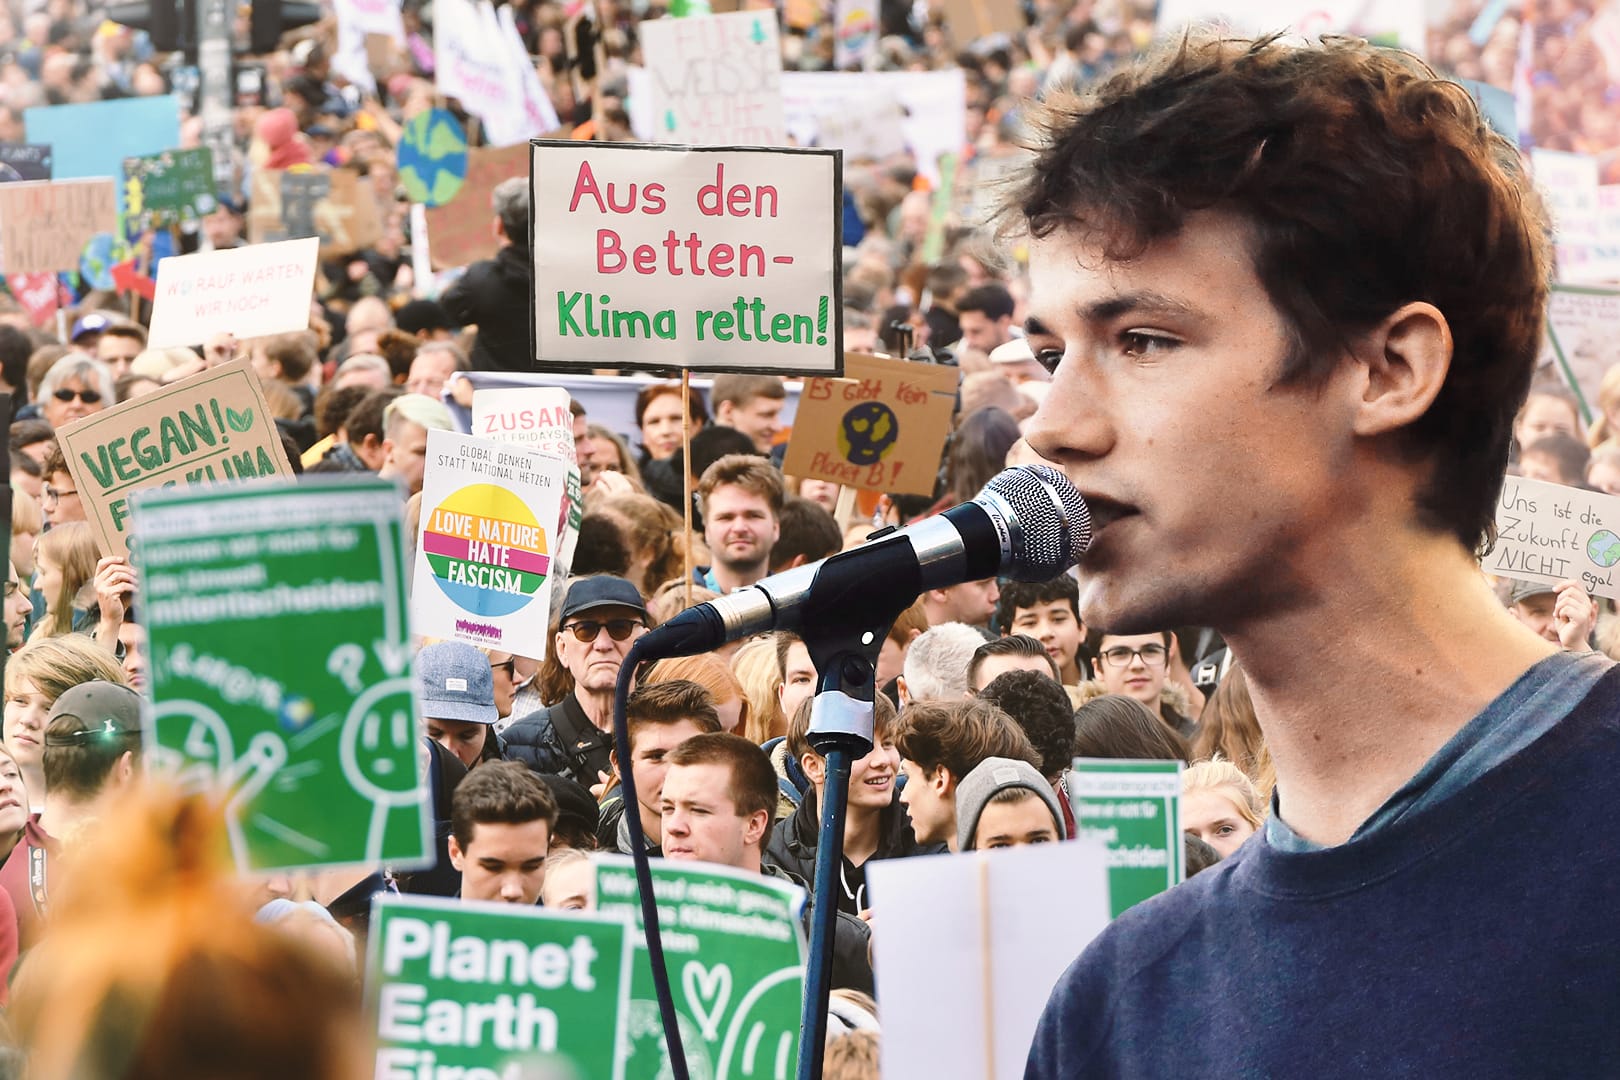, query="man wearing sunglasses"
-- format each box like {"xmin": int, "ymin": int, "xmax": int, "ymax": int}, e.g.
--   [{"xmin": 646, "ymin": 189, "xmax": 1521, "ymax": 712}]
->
[
  {"xmin": 1093, "ymin": 631, "xmax": 1194, "ymax": 740},
  {"xmin": 503, "ymin": 576, "xmax": 648, "ymax": 790},
  {"xmin": 37, "ymin": 355, "xmax": 112, "ymax": 432}
]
